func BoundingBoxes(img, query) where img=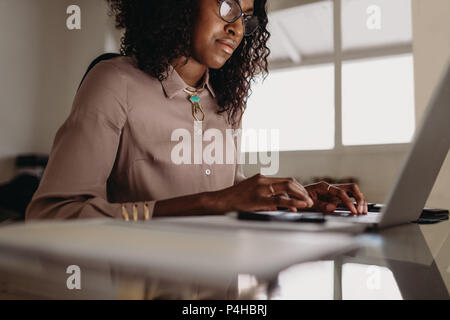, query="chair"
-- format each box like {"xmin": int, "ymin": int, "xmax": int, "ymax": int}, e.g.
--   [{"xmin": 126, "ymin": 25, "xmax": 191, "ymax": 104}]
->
[{"xmin": 78, "ymin": 52, "xmax": 122, "ymax": 90}]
